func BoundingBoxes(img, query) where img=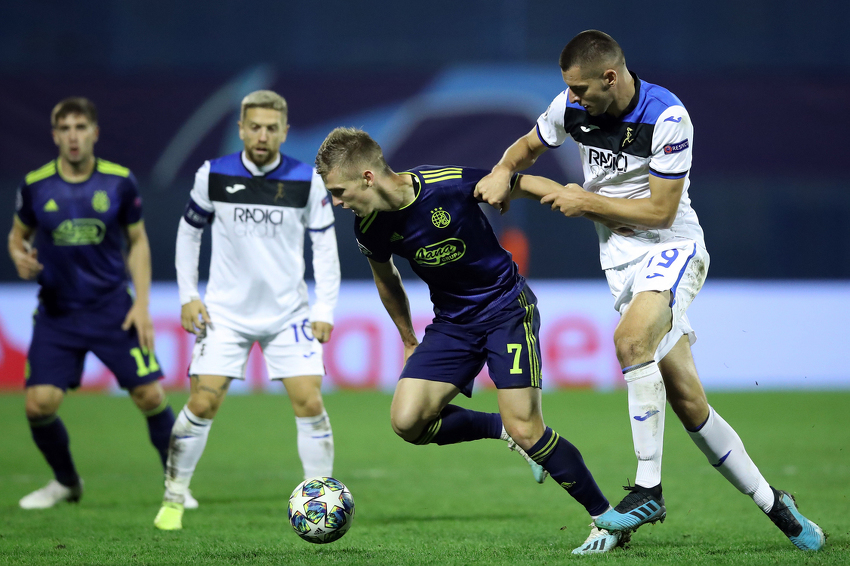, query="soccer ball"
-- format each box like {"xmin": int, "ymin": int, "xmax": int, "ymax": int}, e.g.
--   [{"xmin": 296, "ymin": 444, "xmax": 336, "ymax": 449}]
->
[{"xmin": 288, "ymin": 476, "xmax": 355, "ymax": 544}]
